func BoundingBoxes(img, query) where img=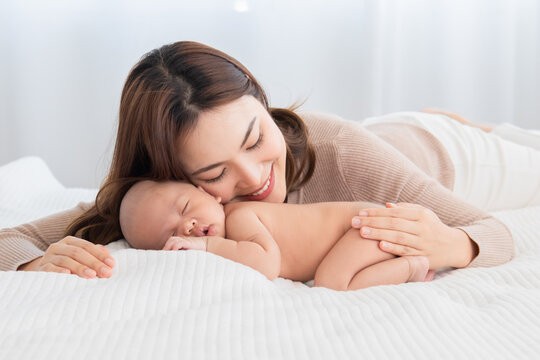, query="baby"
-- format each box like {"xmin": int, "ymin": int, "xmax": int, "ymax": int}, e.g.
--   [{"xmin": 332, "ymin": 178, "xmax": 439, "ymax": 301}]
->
[{"xmin": 119, "ymin": 180, "xmax": 434, "ymax": 291}]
